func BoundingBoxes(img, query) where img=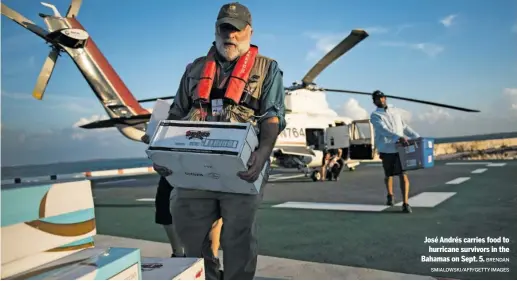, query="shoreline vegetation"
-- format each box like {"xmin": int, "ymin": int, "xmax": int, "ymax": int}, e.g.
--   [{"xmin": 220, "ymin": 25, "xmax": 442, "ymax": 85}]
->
[{"xmin": 434, "ymin": 138, "xmax": 517, "ymax": 160}]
